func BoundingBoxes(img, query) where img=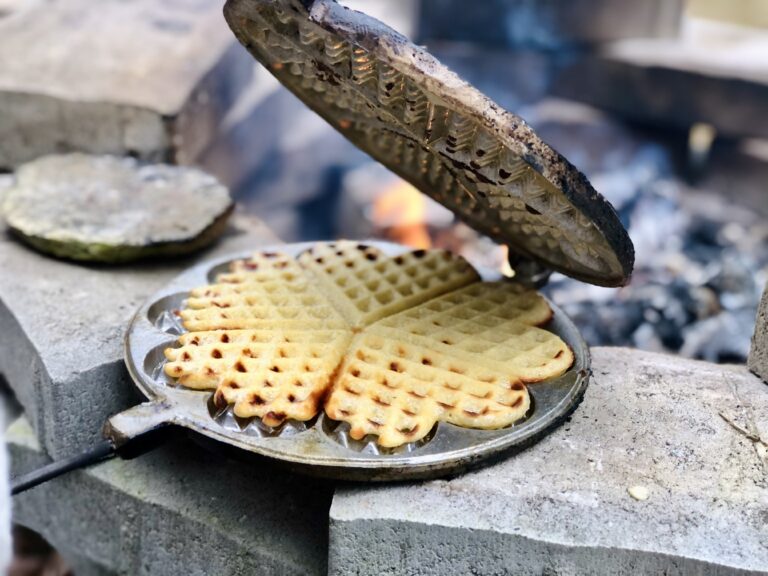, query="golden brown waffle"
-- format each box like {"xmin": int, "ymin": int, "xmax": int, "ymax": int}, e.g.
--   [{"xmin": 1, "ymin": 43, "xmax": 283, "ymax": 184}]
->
[
  {"xmin": 165, "ymin": 329, "xmax": 350, "ymax": 426},
  {"xmin": 181, "ymin": 251, "xmax": 347, "ymax": 332},
  {"xmin": 370, "ymin": 282, "xmax": 572, "ymax": 383},
  {"xmin": 324, "ymin": 282, "xmax": 570, "ymax": 446},
  {"xmin": 164, "ymin": 243, "xmax": 573, "ymax": 444},
  {"xmin": 325, "ymin": 333, "xmax": 531, "ymax": 447},
  {"xmin": 297, "ymin": 241, "xmax": 480, "ymax": 329},
  {"xmin": 166, "ymin": 250, "xmax": 351, "ymax": 426}
]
